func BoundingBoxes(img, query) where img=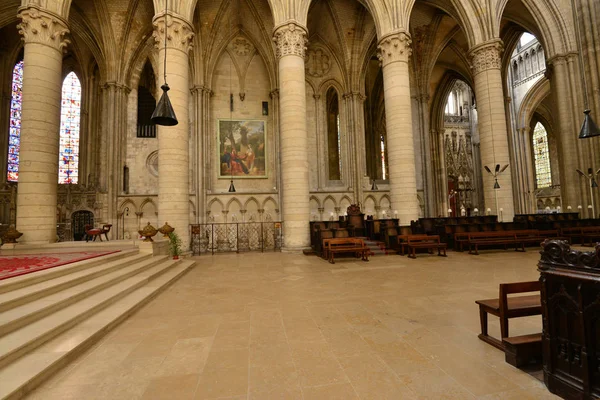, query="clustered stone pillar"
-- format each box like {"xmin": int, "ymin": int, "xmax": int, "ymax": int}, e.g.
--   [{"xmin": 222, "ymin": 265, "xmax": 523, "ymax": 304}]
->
[
  {"xmin": 377, "ymin": 32, "xmax": 420, "ymax": 223},
  {"xmin": 273, "ymin": 23, "xmax": 310, "ymax": 250},
  {"xmin": 153, "ymin": 12, "xmax": 194, "ymax": 248},
  {"xmin": 16, "ymin": 7, "xmax": 69, "ymax": 243},
  {"xmin": 469, "ymin": 40, "xmax": 515, "ymax": 221}
]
